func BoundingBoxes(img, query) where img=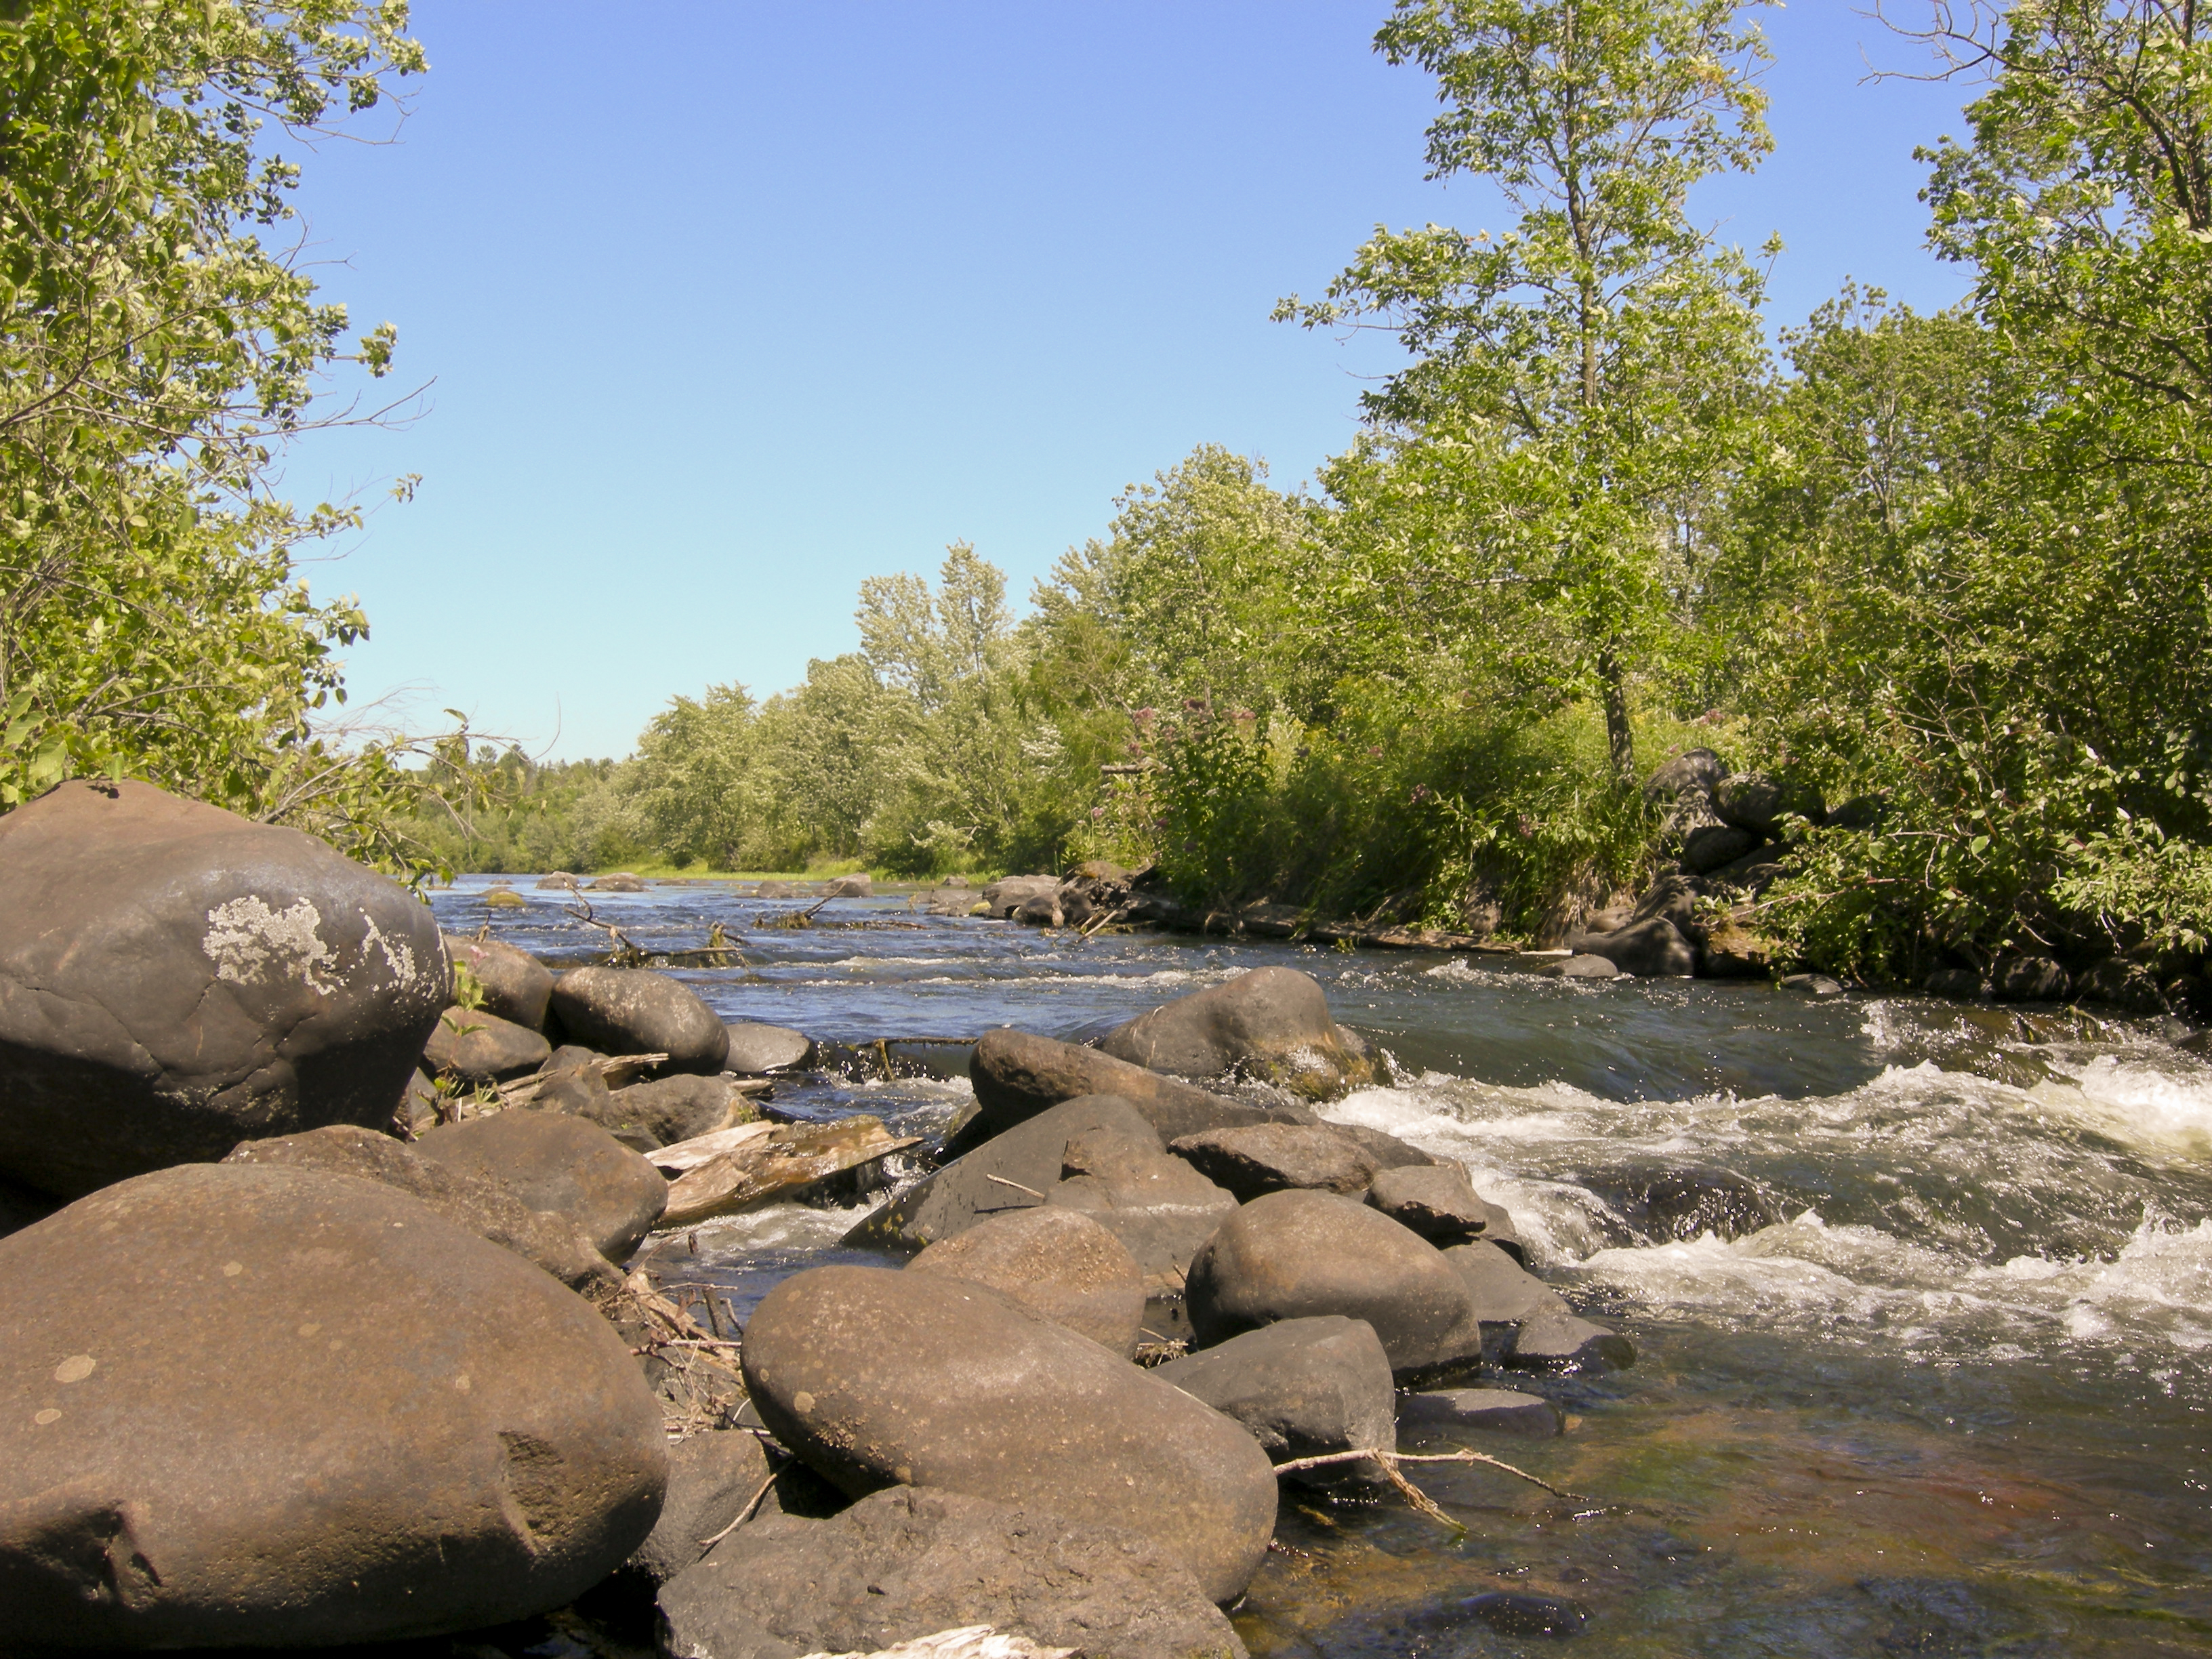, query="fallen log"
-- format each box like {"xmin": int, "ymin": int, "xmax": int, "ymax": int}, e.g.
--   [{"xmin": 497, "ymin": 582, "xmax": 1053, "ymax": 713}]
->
[{"xmin": 662, "ymin": 1115, "xmax": 921, "ymax": 1228}]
